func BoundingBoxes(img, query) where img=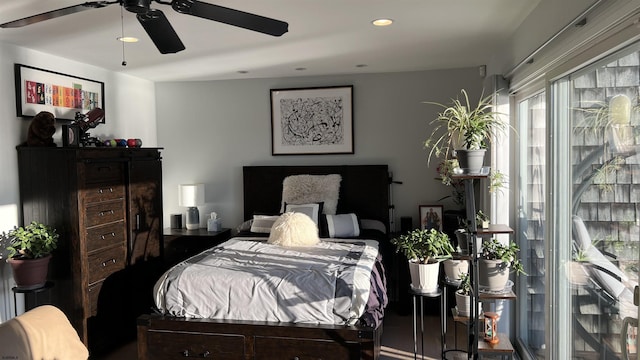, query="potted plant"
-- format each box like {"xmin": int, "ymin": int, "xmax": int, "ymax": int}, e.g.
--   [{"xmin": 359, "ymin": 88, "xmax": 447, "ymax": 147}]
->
[
  {"xmin": 391, "ymin": 228, "xmax": 455, "ymax": 292},
  {"xmin": 0, "ymin": 221, "xmax": 59, "ymax": 290},
  {"xmin": 424, "ymin": 89, "xmax": 511, "ymax": 174},
  {"xmin": 454, "ymin": 273, "xmax": 482, "ymax": 317},
  {"xmin": 443, "ymin": 257, "xmax": 469, "ymax": 283},
  {"xmin": 476, "ymin": 210, "xmax": 490, "ymax": 229},
  {"xmin": 478, "ymin": 237, "xmax": 525, "ymax": 291}
]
